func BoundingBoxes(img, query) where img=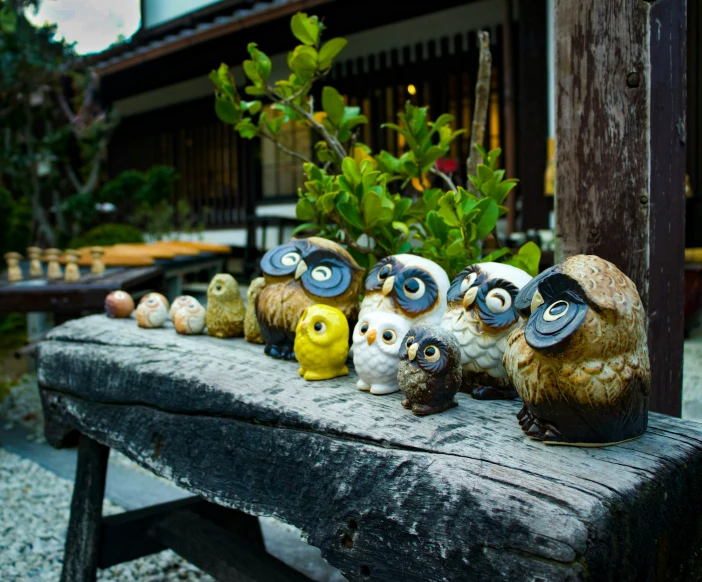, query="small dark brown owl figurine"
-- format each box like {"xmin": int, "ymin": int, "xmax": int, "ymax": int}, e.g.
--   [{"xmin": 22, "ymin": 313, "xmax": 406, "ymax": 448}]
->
[
  {"xmin": 398, "ymin": 325, "xmax": 462, "ymax": 416},
  {"xmin": 503, "ymin": 255, "xmax": 651, "ymax": 446},
  {"xmin": 257, "ymin": 237, "xmax": 363, "ymax": 359}
]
